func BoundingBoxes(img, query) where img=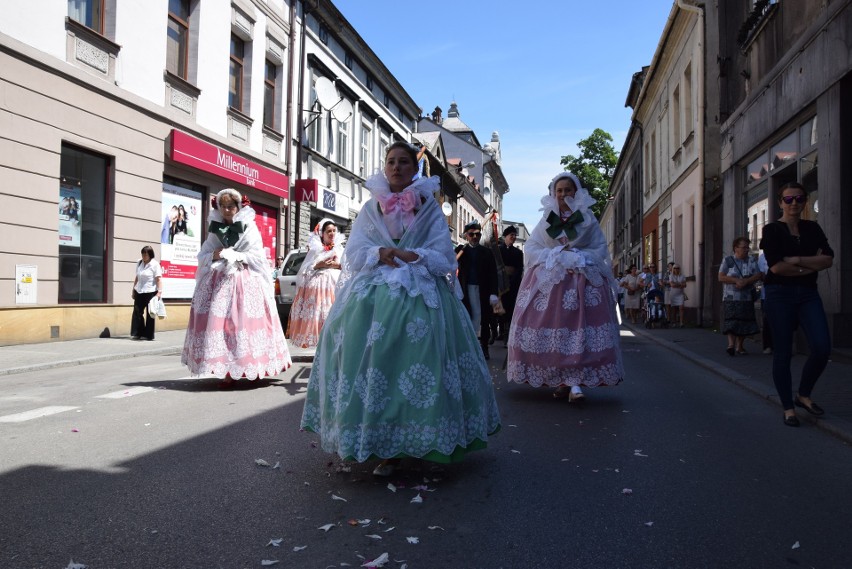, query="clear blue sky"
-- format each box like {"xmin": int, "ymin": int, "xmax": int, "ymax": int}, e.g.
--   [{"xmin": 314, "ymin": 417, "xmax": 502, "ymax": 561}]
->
[{"xmin": 333, "ymin": 0, "xmax": 675, "ymax": 229}]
